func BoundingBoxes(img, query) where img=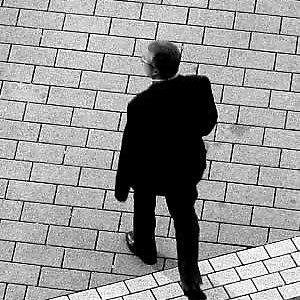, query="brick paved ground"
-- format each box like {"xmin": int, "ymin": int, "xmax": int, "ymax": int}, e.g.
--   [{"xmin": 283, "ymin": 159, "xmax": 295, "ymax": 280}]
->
[
  {"xmin": 0, "ymin": 0, "xmax": 299, "ymax": 299},
  {"xmin": 50, "ymin": 237, "xmax": 300, "ymax": 300}
]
